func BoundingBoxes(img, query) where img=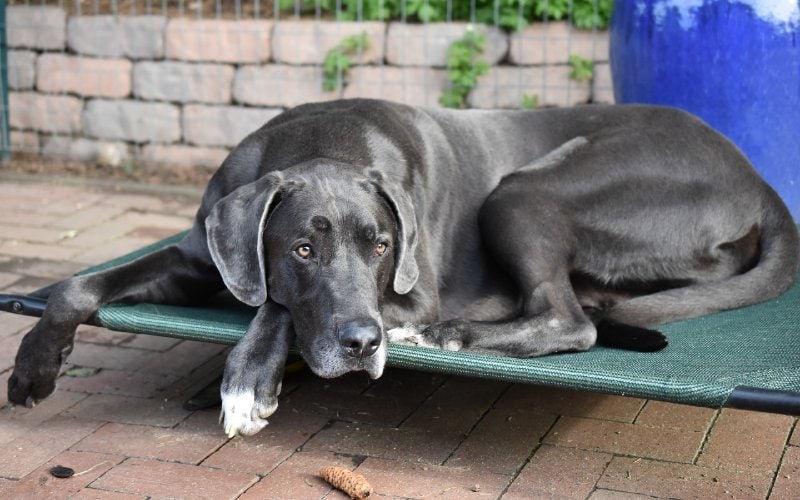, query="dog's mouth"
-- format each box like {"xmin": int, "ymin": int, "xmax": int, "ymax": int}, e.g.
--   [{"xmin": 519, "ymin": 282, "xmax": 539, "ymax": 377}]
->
[{"xmin": 300, "ymin": 337, "xmax": 387, "ymax": 380}]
